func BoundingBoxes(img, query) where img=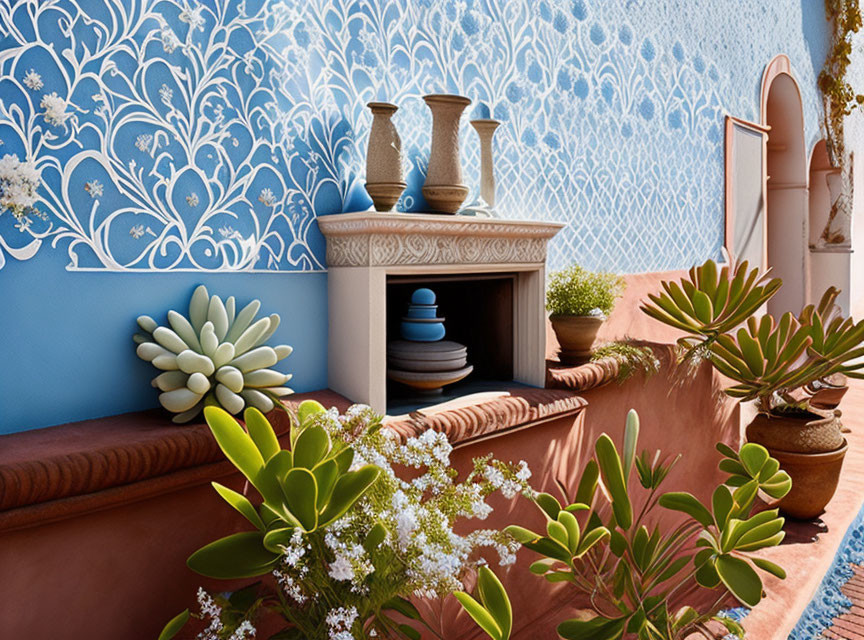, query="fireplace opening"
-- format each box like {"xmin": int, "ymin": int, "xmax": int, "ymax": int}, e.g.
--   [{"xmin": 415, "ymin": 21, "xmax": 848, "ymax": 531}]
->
[{"xmin": 385, "ymin": 273, "xmax": 516, "ymax": 413}]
